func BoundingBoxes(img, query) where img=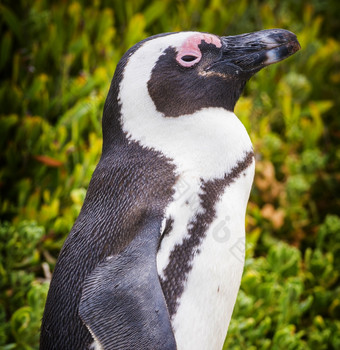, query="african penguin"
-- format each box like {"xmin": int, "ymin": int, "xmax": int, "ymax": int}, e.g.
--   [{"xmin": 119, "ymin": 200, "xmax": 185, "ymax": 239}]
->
[{"xmin": 40, "ymin": 29, "xmax": 300, "ymax": 350}]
